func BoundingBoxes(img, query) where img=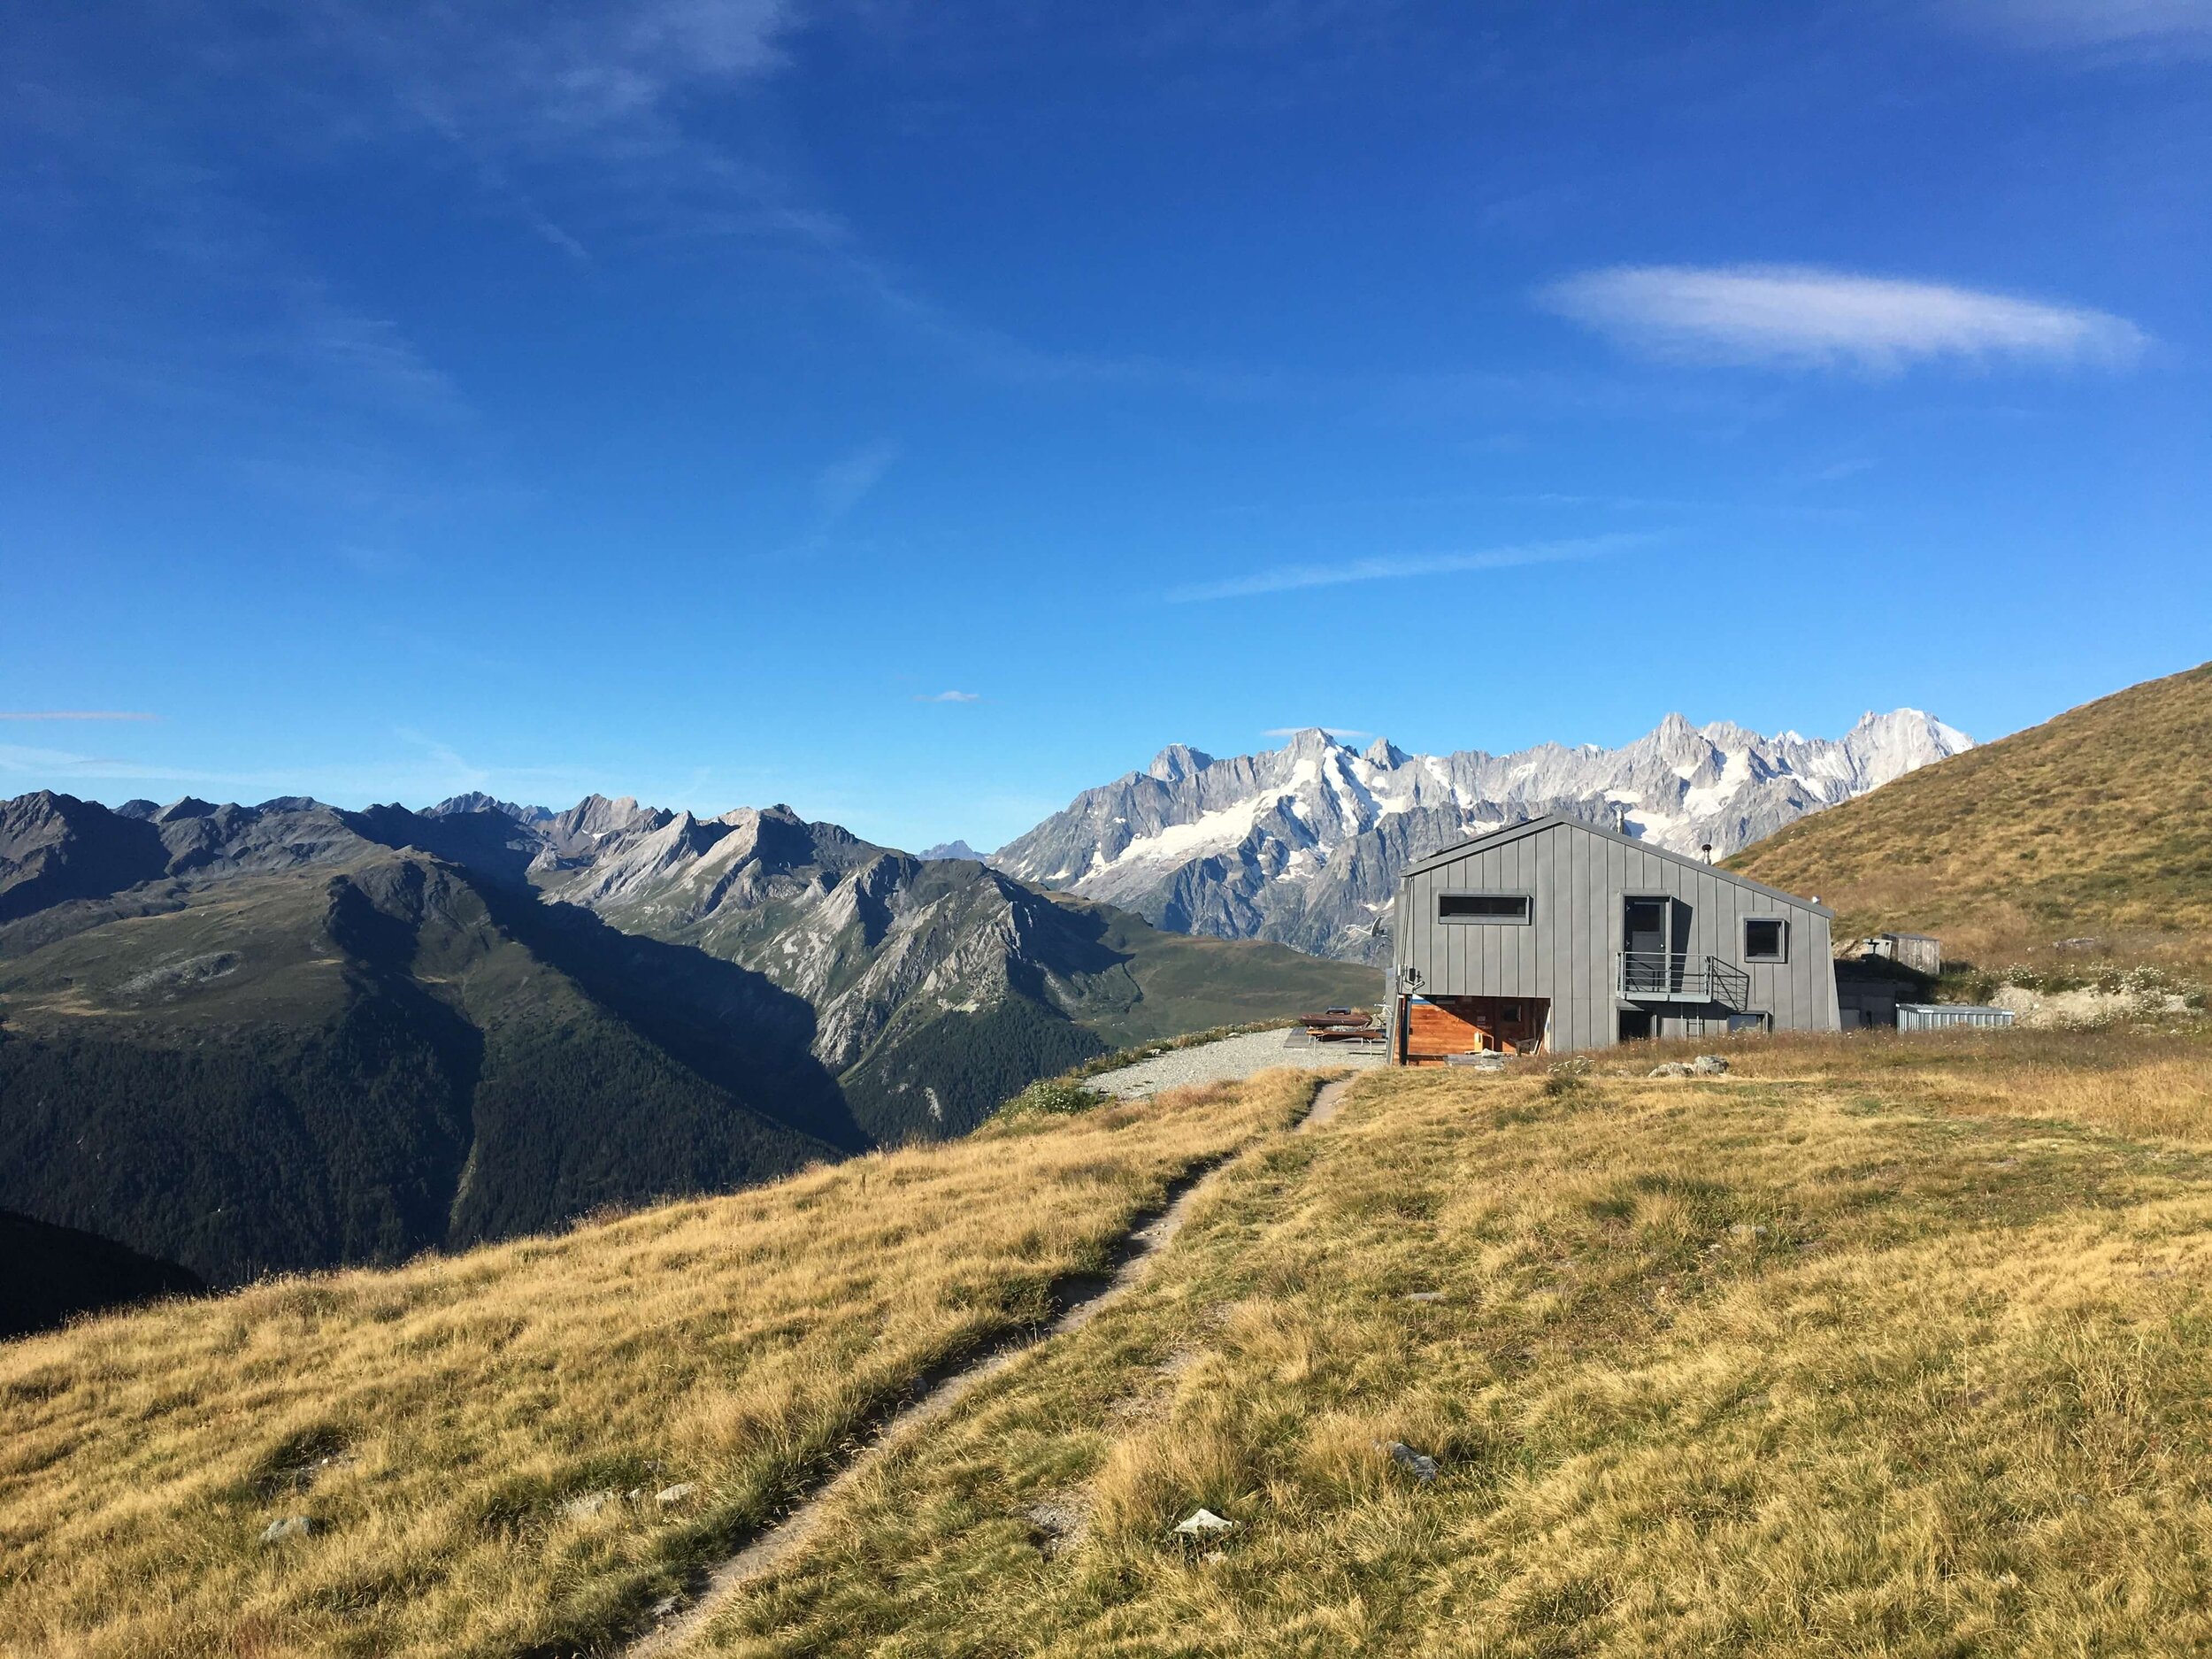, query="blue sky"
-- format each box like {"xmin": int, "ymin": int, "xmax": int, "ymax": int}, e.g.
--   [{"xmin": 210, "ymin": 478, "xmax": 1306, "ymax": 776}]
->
[{"xmin": 5, "ymin": 1, "xmax": 2208, "ymax": 851}]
